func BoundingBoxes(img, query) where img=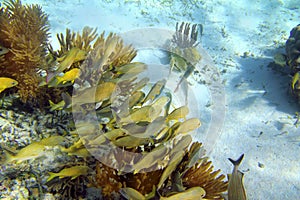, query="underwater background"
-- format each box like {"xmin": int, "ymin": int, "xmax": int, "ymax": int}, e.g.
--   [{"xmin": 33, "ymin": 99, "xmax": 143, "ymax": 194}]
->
[{"xmin": 0, "ymin": 0, "xmax": 300, "ymax": 199}]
